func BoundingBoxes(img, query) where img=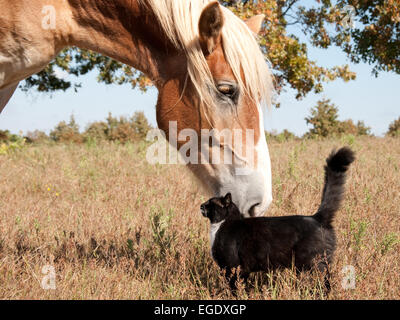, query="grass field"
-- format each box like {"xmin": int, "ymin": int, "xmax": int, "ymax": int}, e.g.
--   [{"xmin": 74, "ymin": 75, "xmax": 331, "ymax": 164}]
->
[{"xmin": 0, "ymin": 136, "xmax": 399, "ymax": 299}]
